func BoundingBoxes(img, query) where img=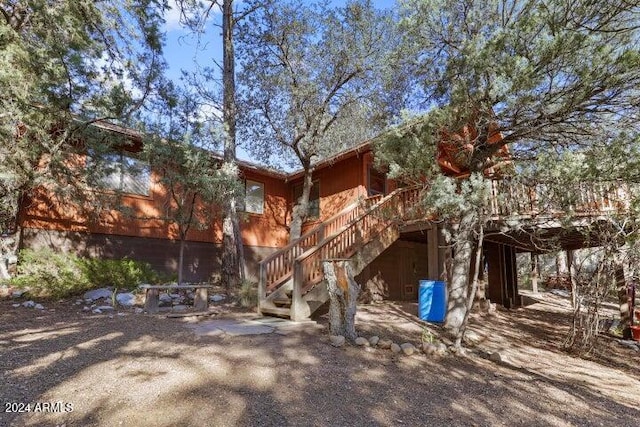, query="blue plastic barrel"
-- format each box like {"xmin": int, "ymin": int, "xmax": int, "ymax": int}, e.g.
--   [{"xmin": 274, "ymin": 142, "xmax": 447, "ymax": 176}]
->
[{"xmin": 418, "ymin": 280, "xmax": 447, "ymax": 322}]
